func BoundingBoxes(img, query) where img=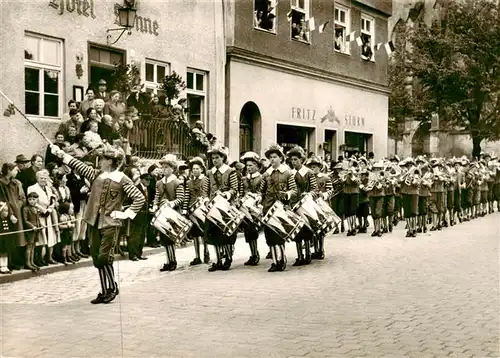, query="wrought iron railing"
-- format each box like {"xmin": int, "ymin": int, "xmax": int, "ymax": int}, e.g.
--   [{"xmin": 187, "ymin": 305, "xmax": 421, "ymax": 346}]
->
[{"xmin": 128, "ymin": 115, "xmax": 207, "ymax": 159}]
